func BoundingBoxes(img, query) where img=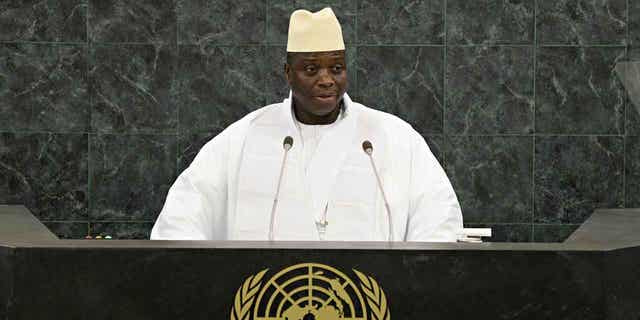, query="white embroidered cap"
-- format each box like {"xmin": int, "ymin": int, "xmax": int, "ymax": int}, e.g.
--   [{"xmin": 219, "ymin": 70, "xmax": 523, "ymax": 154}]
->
[{"xmin": 286, "ymin": 7, "xmax": 345, "ymax": 53}]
